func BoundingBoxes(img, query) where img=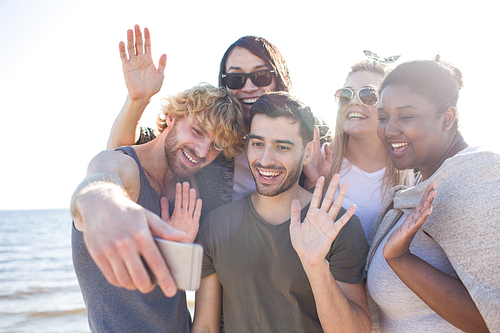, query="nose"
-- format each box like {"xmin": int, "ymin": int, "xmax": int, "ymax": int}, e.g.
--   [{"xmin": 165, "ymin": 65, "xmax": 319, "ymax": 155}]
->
[
  {"xmin": 349, "ymin": 91, "xmax": 362, "ymax": 106},
  {"xmin": 383, "ymin": 118, "xmax": 400, "ymax": 138},
  {"xmin": 194, "ymin": 139, "xmax": 211, "ymax": 158},
  {"xmin": 259, "ymin": 146, "xmax": 276, "ymax": 166},
  {"xmin": 241, "ymin": 77, "xmax": 258, "ymax": 93}
]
